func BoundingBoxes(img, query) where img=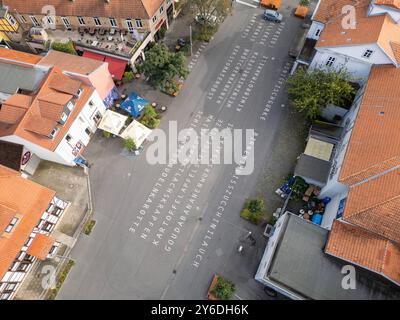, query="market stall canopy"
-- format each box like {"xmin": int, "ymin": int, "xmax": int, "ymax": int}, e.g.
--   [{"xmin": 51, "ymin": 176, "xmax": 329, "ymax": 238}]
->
[
  {"xmin": 121, "ymin": 120, "xmax": 152, "ymax": 148},
  {"xmin": 120, "ymin": 92, "xmax": 149, "ymax": 118},
  {"xmin": 98, "ymin": 110, "xmax": 128, "ymax": 136}
]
